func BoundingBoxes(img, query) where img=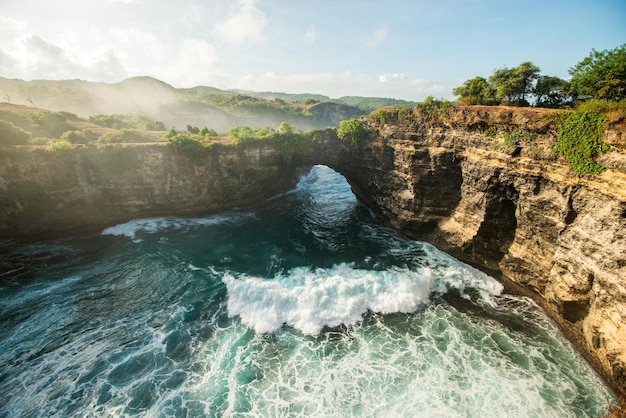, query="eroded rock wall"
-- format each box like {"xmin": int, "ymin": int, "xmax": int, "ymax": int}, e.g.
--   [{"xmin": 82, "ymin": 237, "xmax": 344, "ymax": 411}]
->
[
  {"xmin": 327, "ymin": 106, "xmax": 626, "ymax": 392},
  {"xmin": 0, "ymin": 144, "xmax": 299, "ymax": 236}
]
